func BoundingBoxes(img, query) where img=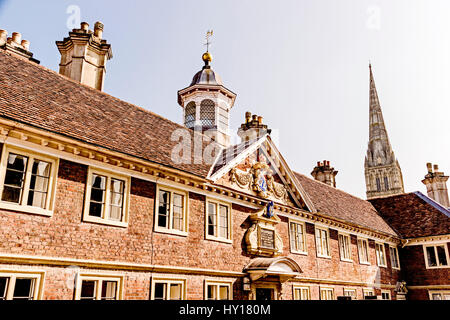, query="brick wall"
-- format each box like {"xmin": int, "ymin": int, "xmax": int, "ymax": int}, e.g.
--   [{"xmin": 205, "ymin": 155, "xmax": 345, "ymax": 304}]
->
[{"xmin": 0, "ymin": 159, "xmax": 403, "ymax": 299}]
